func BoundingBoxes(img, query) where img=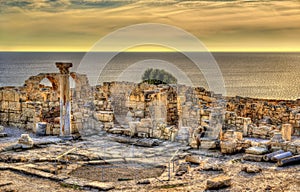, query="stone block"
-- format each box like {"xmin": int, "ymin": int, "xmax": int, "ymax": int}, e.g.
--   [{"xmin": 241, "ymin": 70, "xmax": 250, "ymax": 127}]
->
[
  {"xmin": 46, "ymin": 124, "xmax": 53, "ymax": 135},
  {"xmin": 243, "ymin": 154, "xmax": 264, "ymax": 162},
  {"xmin": 0, "ymin": 113, "xmax": 8, "ymax": 122},
  {"xmin": 282, "ymin": 124, "xmax": 292, "ymax": 141},
  {"xmin": 96, "ymin": 111, "xmax": 114, "ymax": 122},
  {"xmin": 234, "ymin": 132, "xmax": 243, "ymax": 140},
  {"xmin": 140, "ymin": 118, "xmax": 152, "ymax": 128},
  {"xmin": 201, "ymin": 140, "xmax": 218, "ymax": 149},
  {"xmin": 36, "ymin": 122, "xmax": 47, "ymax": 136},
  {"xmin": 220, "ymin": 140, "xmax": 237, "ymax": 154},
  {"xmin": 10, "ymin": 113, "xmax": 21, "ymax": 122},
  {"xmin": 246, "ymin": 146, "xmax": 268, "ymax": 155},
  {"xmin": 8, "ymin": 102, "xmax": 21, "ymax": 111},
  {"xmin": 0, "ymin": 101, "xmax": 9, "ymax": 111},
  {"xmin": 73, "ymin": 112, "xmax": 83, "ymax": 120},
  {"xmin": 14, "ymin": 93, "xmax": 20, "ymax": 102},
  {"xmin": 206, "ymin": 175, "xmax": 231, "ymax": 190},
  {"xmin": 25, "ymin": 123, "xmax": 34, "ymax": 130},
  {"xmin": 53, "ymin": 127, "xmax": 60, "ymax": 135},
  {"xmin": 243, "ymin": 117, "xmax": 251, "ymax": 136},
  {"xmin": 2, "ymin": 90, "xmax": 15, "ymax": 102},
  {"xmin": 18, "ymin": 134, "xmax": 34, "ymax": 146}
]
